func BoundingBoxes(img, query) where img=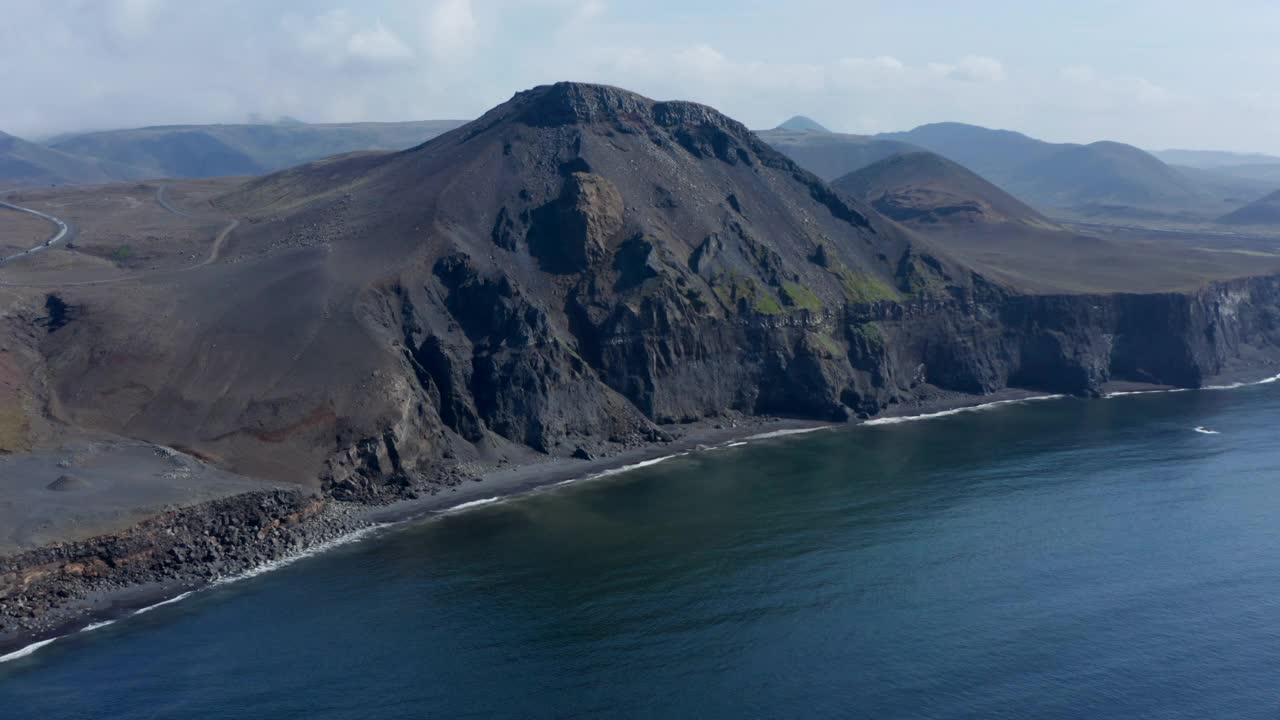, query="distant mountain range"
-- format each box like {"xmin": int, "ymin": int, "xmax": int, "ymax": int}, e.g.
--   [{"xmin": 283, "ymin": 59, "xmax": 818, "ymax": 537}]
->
[
  {"xmin": 0, "ymin": 120, "xmax": 468, "ymax": 186},
  {"xmin": 875, "ymin": 123, "xmax": 1220, "ymax": 214},
  {"xmin": 5, "ymin": 111, "xmax": 1280, "ymax": 227},
  {"xmin": 761, "ymin": 120, "xmax": 1280, "ymax": 223},
  {"xmin": 0, "ymin": 130, "xmax": 140, "ymax": 185},
  {"xmin": 48, "ymin": 120, "xmax": 467, "ymax": 179},
  {"xmin": 1154, "ymin": 149, "xmax": 1280, "ymax": 168},
  {"xmin": 754, "ymin": 128, "xmax": 917, "ymax": 184}
]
